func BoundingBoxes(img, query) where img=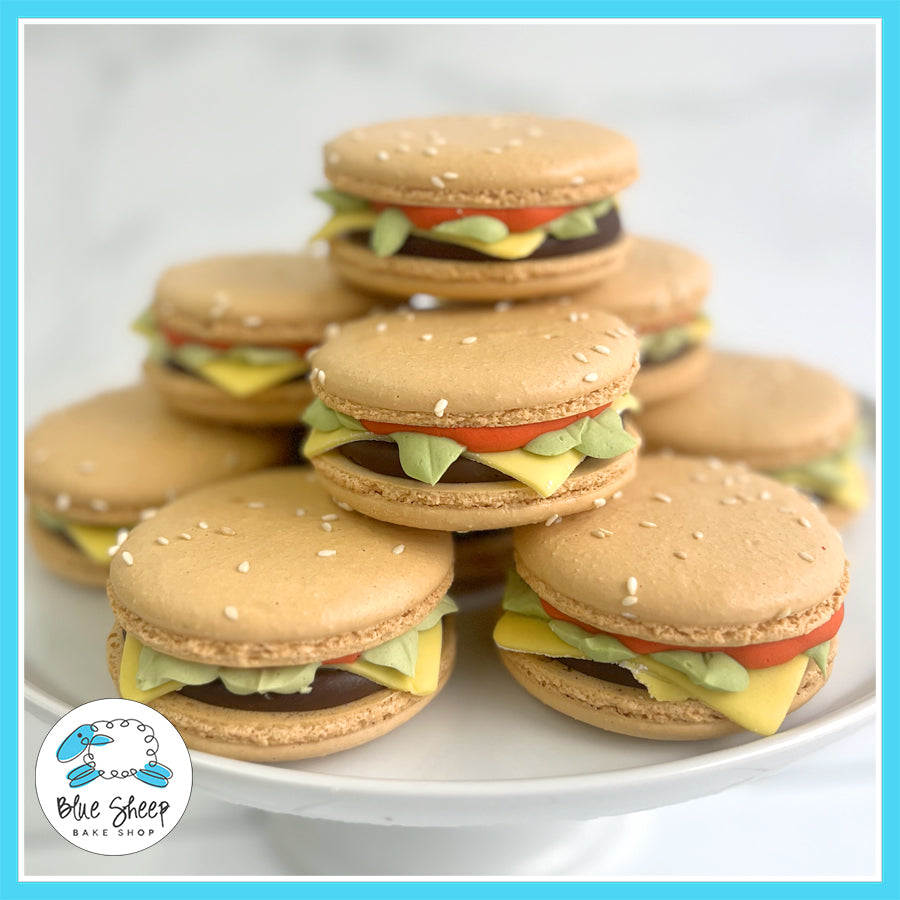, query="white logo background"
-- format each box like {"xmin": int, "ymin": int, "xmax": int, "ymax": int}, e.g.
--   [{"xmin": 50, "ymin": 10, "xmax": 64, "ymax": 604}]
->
[{"xmin": 36, "ymin": 698, "xmax": 192, "ymax": 855}]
